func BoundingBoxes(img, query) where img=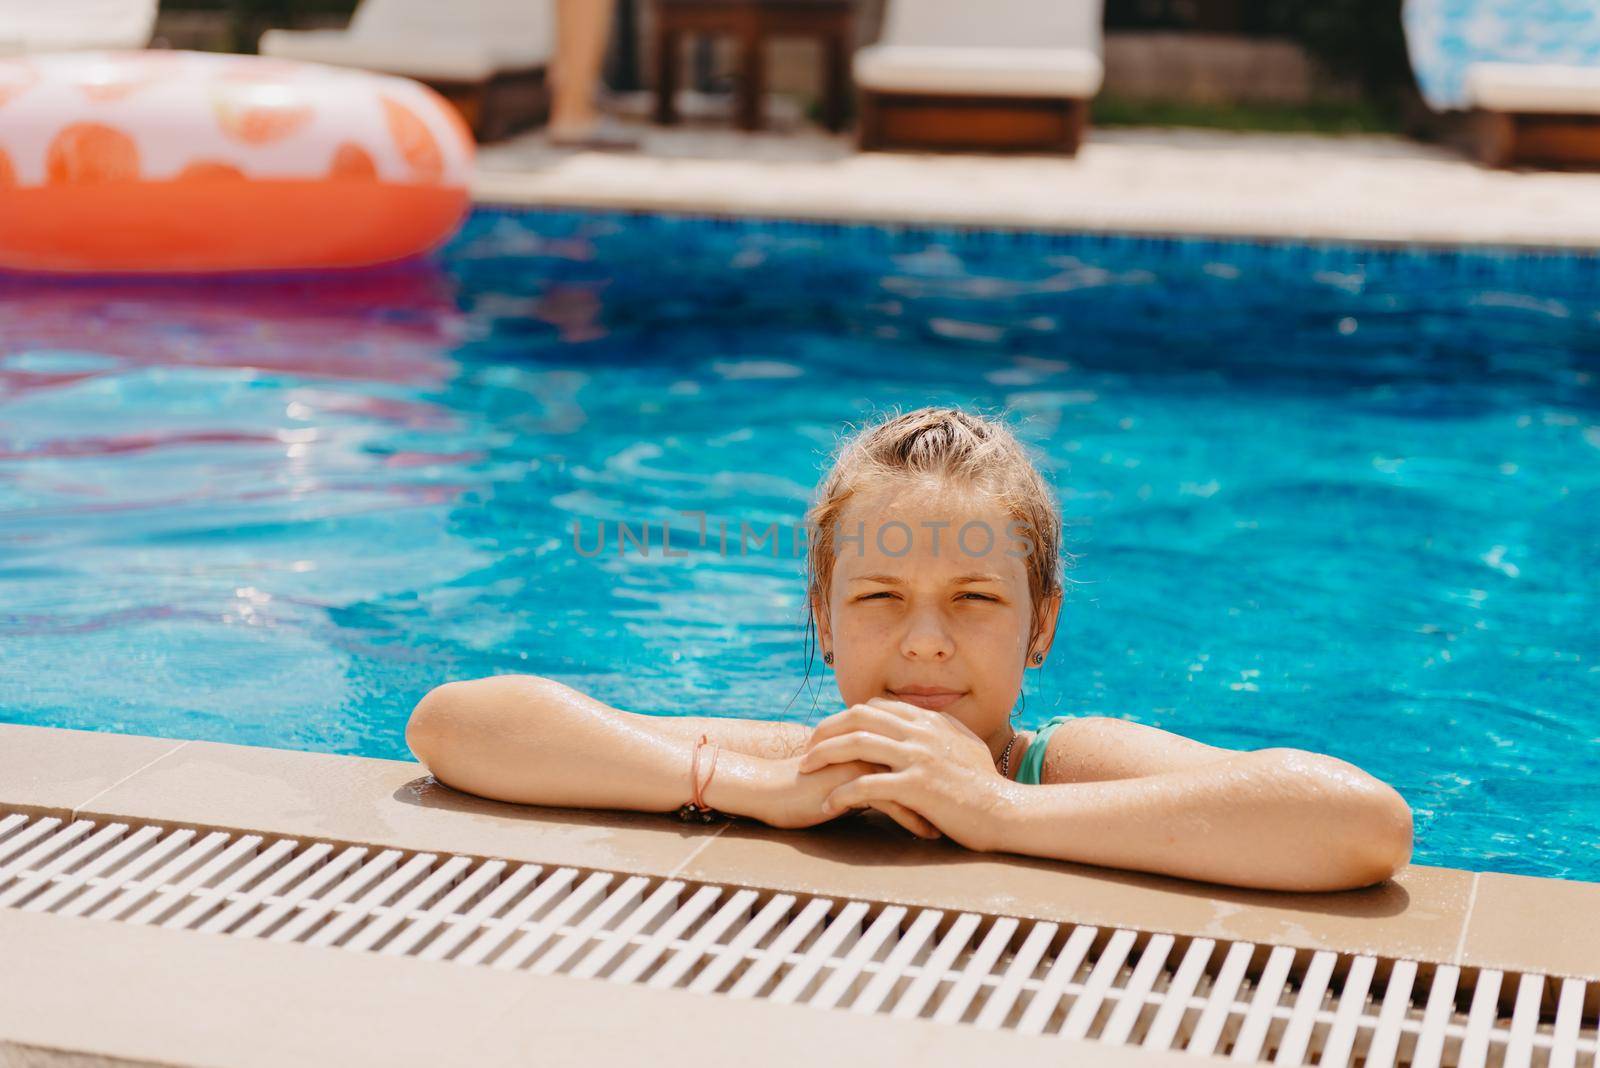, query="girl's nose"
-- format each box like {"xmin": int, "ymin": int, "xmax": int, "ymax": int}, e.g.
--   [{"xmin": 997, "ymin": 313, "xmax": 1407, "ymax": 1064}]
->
[{"xmin": 900, "ymin": 613, "xmax": 954, "ymax": 661}]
